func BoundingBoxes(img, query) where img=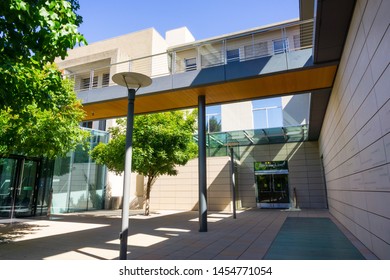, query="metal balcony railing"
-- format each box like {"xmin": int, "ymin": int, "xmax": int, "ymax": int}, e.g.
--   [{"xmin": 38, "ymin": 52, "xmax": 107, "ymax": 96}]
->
[{"xmin": 63, "ymin": 19, "xmax": 314, "ymax": 92}]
